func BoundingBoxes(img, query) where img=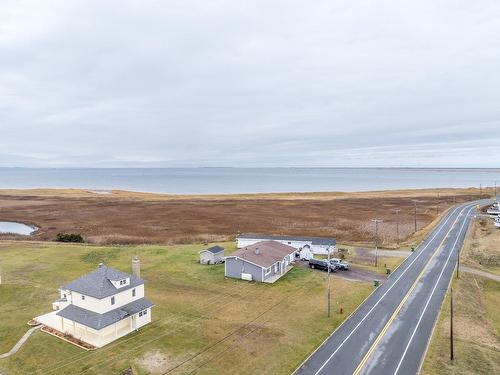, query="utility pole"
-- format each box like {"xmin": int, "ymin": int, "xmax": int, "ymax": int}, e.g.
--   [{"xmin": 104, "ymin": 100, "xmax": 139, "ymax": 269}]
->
[
  {"xmin": 480, "ymin": 184, "xmax": 482, "ymax": 199},
  {"xmin": 371, "ymin": 219, "xmax": 383, "ymax": 267},
  {"xmin": 412, "ymin": 200, "xmax": 418, "ymax": 232},
  {"xmin": 327, "ymin": 245, "xmax": 331, "ymax": 317},
  {"xmin": 495, "ymin": 181, "xmax": 498, "ymax": 201},
  {"xmin": 436, "ymin": 192, "xmax": 440, "ymax": 215},
  {"xmin": 450, "ymin": 286, "xmax": 454, "ymax": 361},
  {"xmin": 394, "ymin": 209, "xmax": 401, "ymax": 245},
  {"xmin": 456, "ymin": 247, "xmax": 460, "ymax": 279}
]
